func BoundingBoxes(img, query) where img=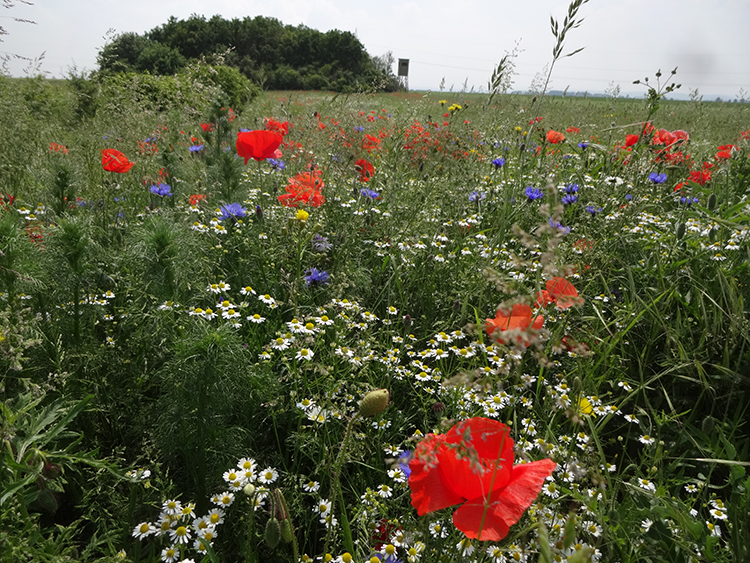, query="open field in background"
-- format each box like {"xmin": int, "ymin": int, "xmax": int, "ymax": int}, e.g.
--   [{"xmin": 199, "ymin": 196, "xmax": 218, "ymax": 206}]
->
[{"xmin": 1, "ymin": 70, "xmax": 750, "ymax": 563}]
